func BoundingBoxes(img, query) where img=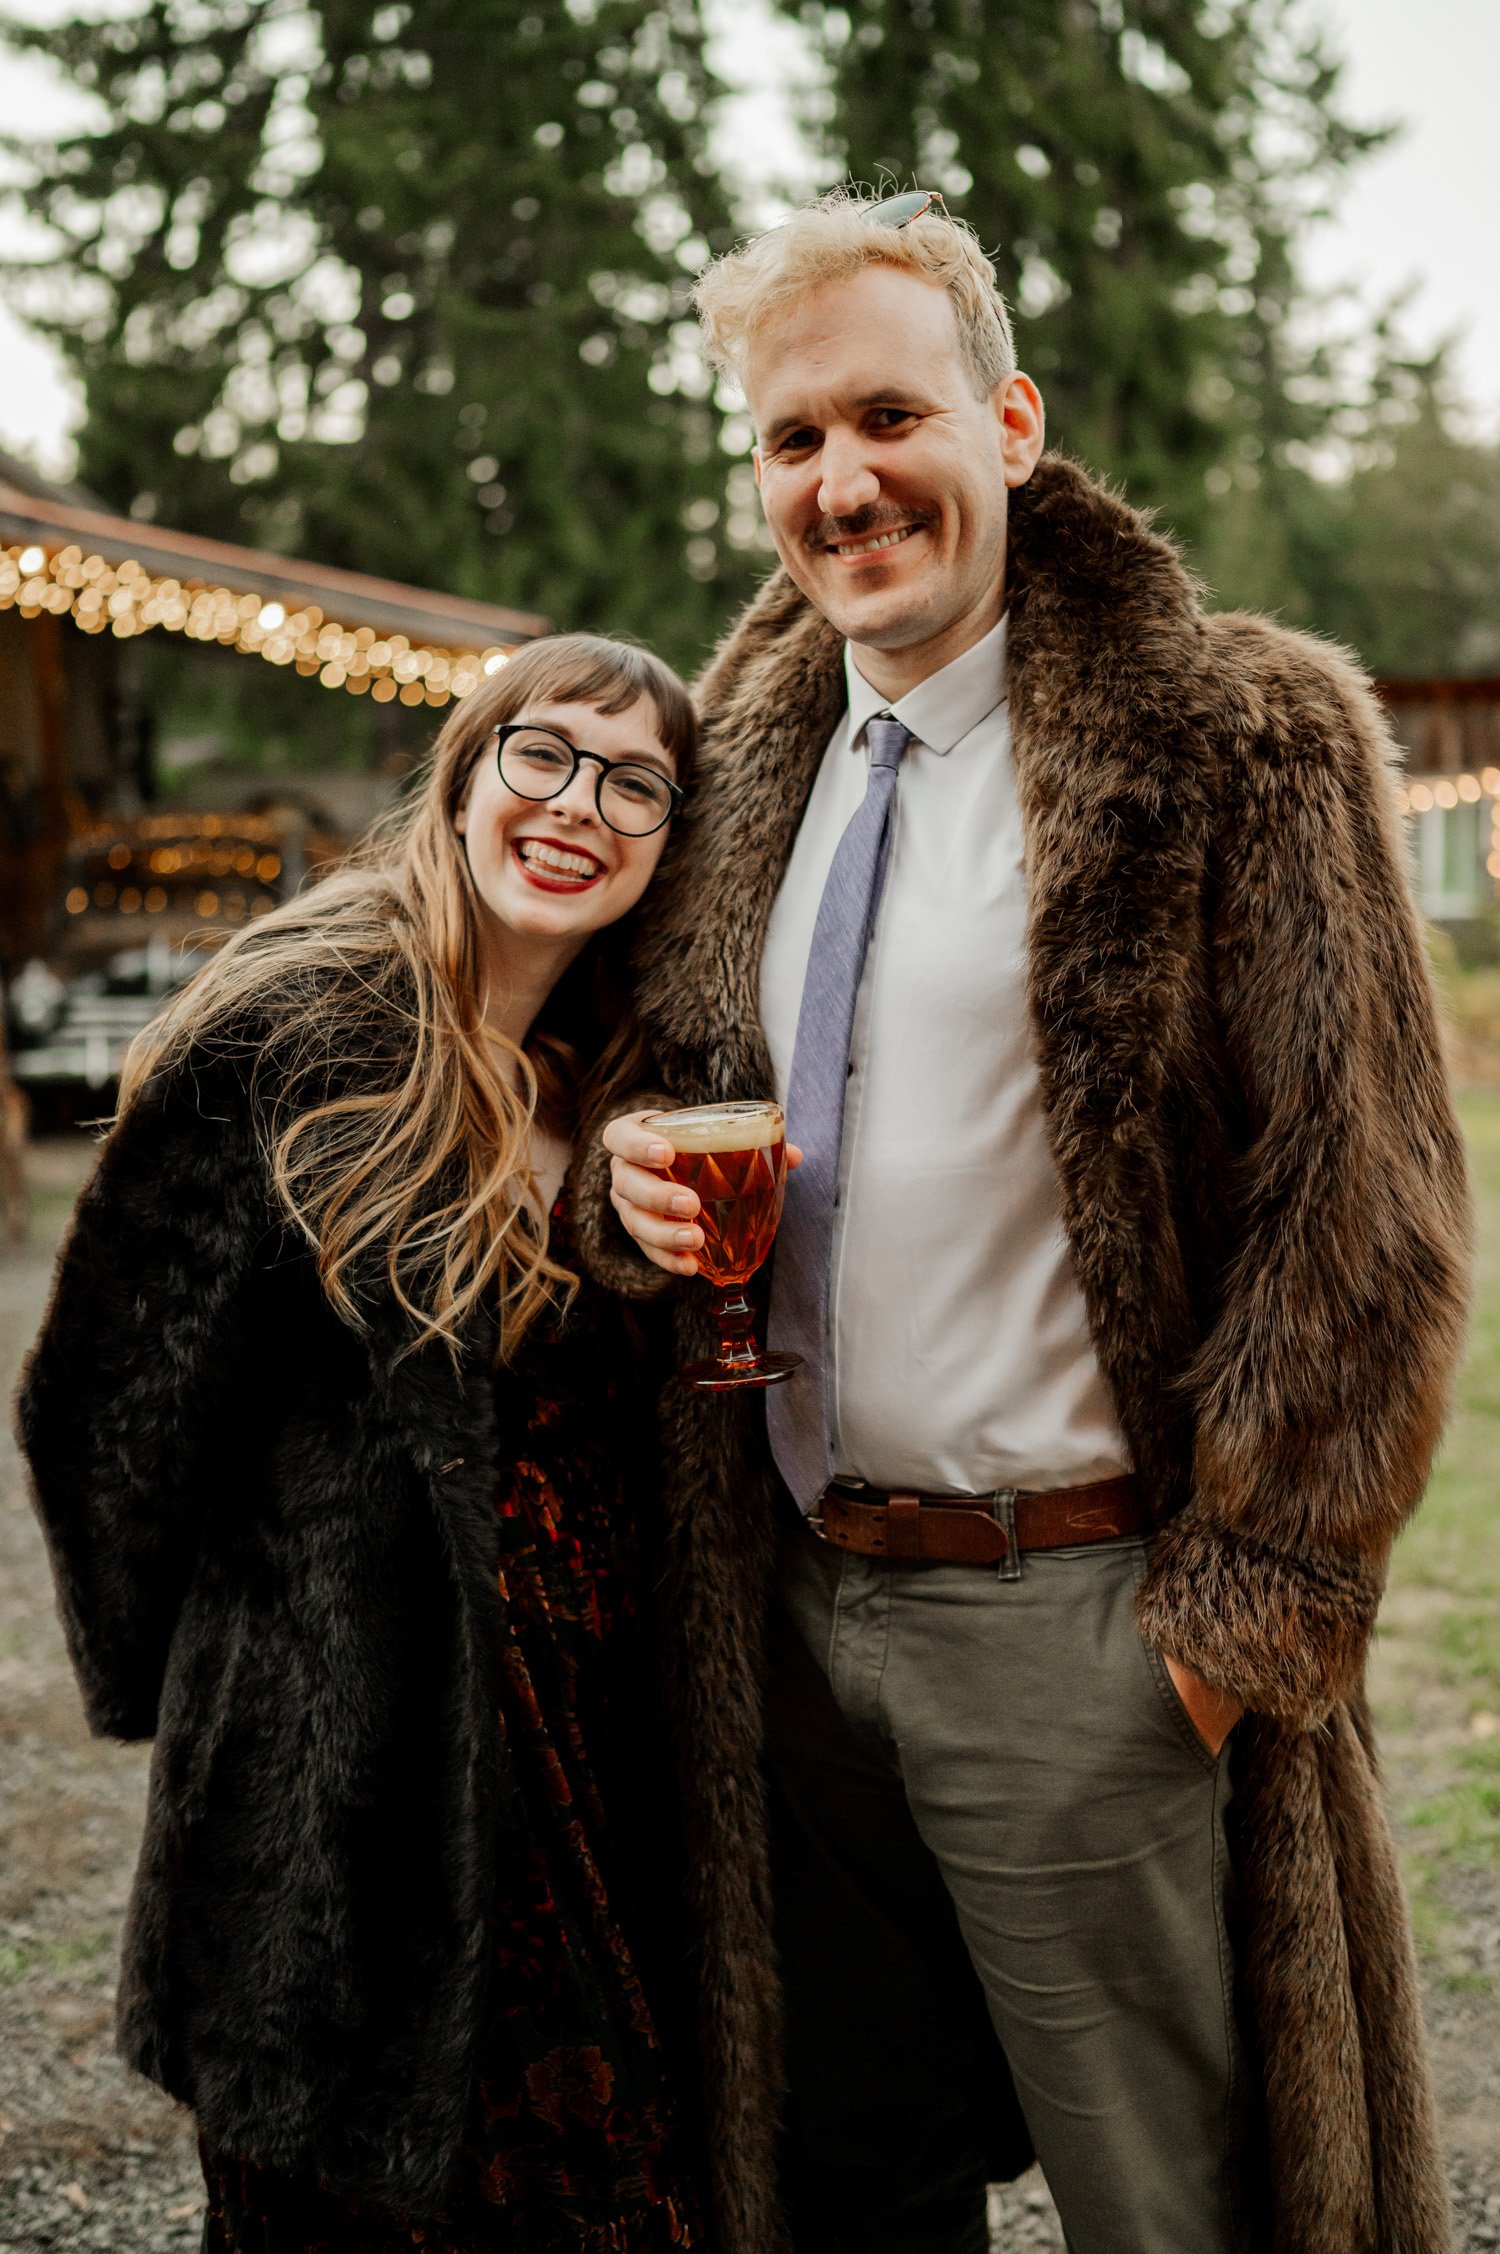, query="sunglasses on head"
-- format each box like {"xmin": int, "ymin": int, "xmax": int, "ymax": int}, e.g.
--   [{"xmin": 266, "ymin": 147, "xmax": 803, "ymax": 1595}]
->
[{"xmin": 869, "ymin": 188, "xmax": 948, "ymax": 229}]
